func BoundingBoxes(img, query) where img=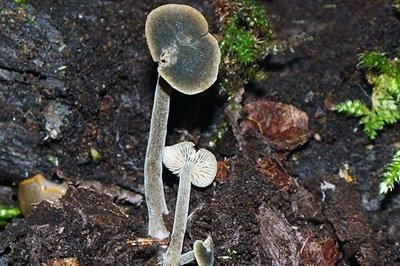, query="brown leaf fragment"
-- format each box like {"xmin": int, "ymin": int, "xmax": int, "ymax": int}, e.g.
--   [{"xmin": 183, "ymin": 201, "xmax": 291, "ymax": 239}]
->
[
  {"xmin": 256, "ymin": 156, "xmax": 294, "ymax": 192},
  {"xmin": 242, "ymin": 101, "xmax": 309, "ymax": 150},
  {"xmin": 298, "ymin": 231, "xmax": 339, "ymax": 266},
  {"xmin": 215, "ymin": 160, "xmax": 230, "ymax": 183}
]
